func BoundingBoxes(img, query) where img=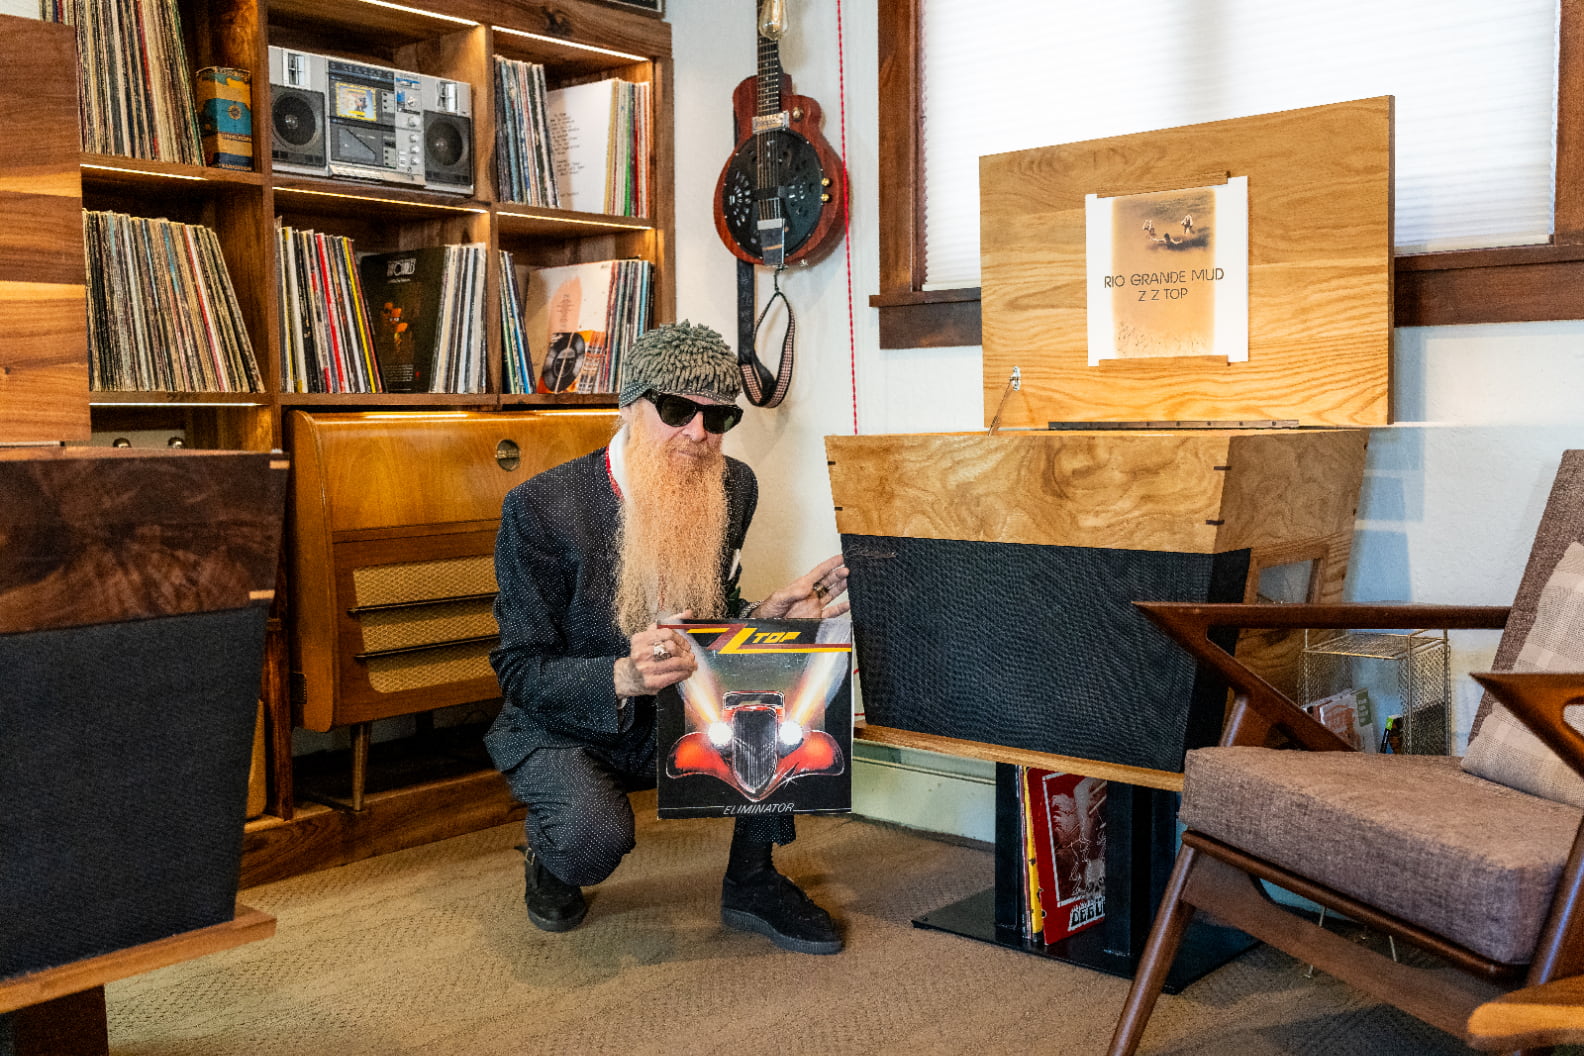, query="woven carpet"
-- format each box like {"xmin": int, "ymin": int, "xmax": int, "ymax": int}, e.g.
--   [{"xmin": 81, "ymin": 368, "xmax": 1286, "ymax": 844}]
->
[{"xmin": 107, "ymin": 794, "xmax": 1509, "ymax": 1055}]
